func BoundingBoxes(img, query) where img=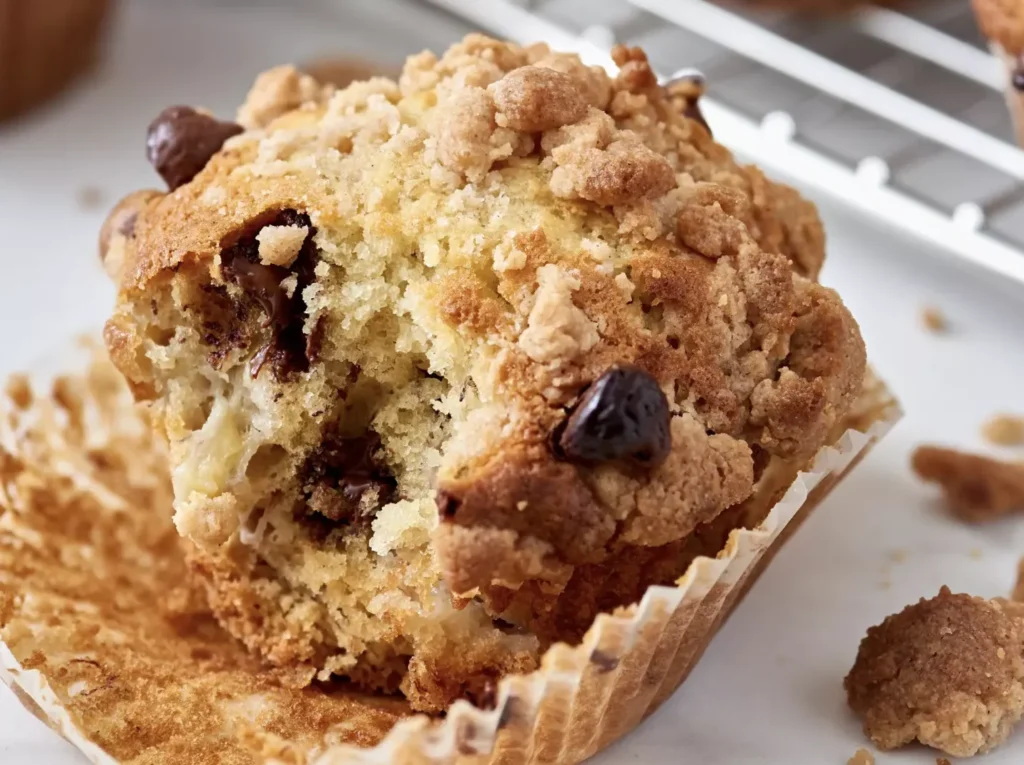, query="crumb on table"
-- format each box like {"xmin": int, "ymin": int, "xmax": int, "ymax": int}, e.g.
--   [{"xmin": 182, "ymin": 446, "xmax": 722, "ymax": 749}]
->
[
  {"xmin": 848, "ymin": 748, "xmax": 875, "ymax": 765},
  {"xmin": 983, "ymin": 415, "xmax": 1024, "ymax": 447},
  {"xmin": 845, "ymin": 586, "xmax": 1024, "ymax": 757},
  {"xmin": 77, "ymin": 185, "xmax": 104, "ymax": 211},
  {"xmin": 920, "ymin": 305, "xmax": 948, "ymax": 333},
  {"xmin": 911, "ymin": 445, "xmax": 1024, "ymax": 522}
]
